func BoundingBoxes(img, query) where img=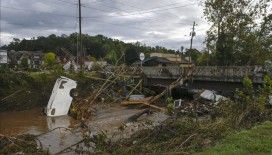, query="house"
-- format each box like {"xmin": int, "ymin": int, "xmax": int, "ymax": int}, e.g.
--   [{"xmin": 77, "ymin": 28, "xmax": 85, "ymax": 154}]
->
[
  {"xmin": 150, "ymin": 53, "xmax": 182, "ymax": 63},
  {"xmin": 7, "ymin": 50, "xmax": 44, "ymax": 68},
  {"xmin": 18, "ymin": 51, "xmax": 44, "ymax": 69},
  {"xmin": 0, "ymin": 50, "xmax": 8, "ymax": 64},
  {"xmin": 133, "ymin": 52, "xmax": 193, "ymax": 67},
  {"xmin": 133, "ymin": 56, "xmax": 176, "ymax": 67},
  {"xmin": 150, "ymin": 52, "xmax": 193, "ymax": 67},
  {"xmin": 29, "ymin": 51, "xmax": 44, "ymax": 68}
]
